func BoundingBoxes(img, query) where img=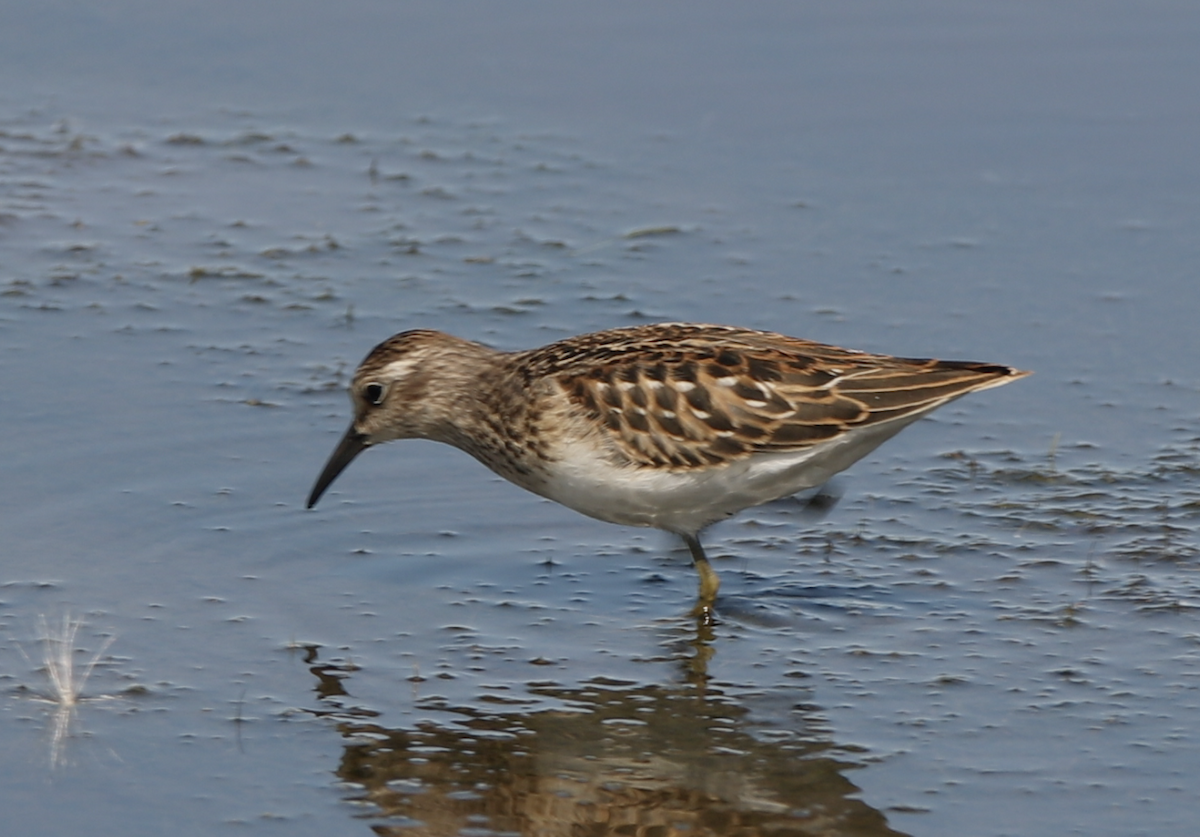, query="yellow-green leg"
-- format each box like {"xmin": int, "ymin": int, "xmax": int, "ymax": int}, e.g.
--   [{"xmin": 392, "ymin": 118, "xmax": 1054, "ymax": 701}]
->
[{"xmin": 682, "ymin": 533, "xmax": 720, "ymax": 623}]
